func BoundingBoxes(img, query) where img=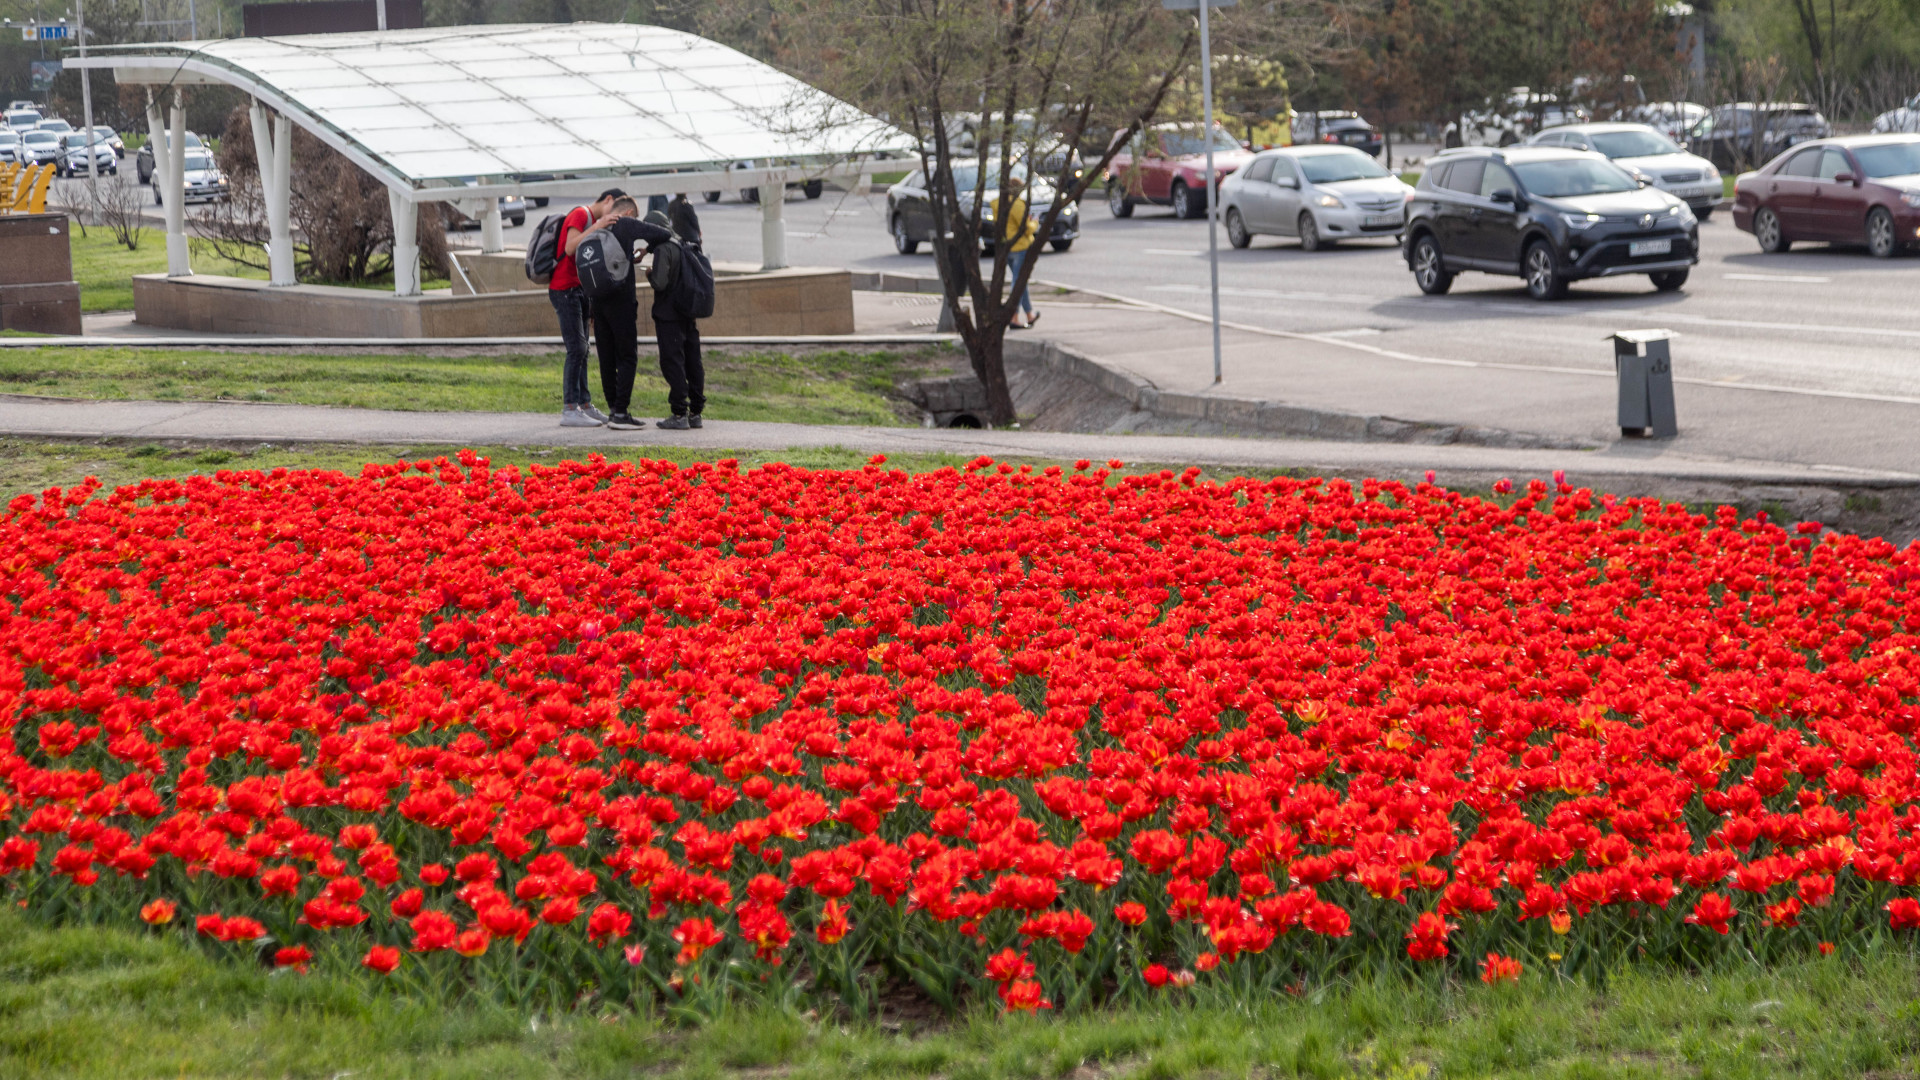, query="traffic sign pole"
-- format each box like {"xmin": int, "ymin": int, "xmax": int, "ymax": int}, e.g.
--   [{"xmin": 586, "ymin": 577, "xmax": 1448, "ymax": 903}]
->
[{"xmin": 1163, "ymin": 0, "xmax": 1235, "ymax": 385}]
